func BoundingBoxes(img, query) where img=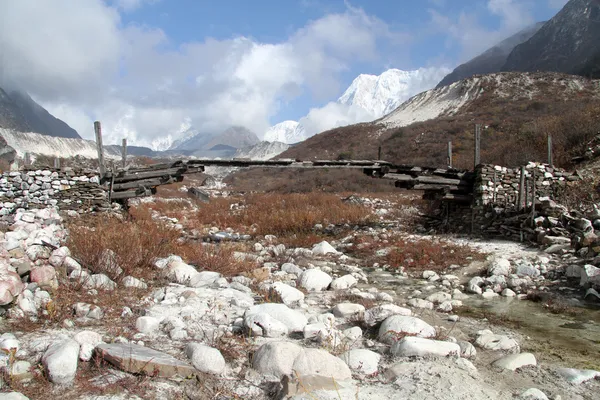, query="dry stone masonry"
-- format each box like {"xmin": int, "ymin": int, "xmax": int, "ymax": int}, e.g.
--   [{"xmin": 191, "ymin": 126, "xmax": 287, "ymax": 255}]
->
[{"xmin": 0, "ymin": 167, "xmax": 109, "ymax": 216}]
